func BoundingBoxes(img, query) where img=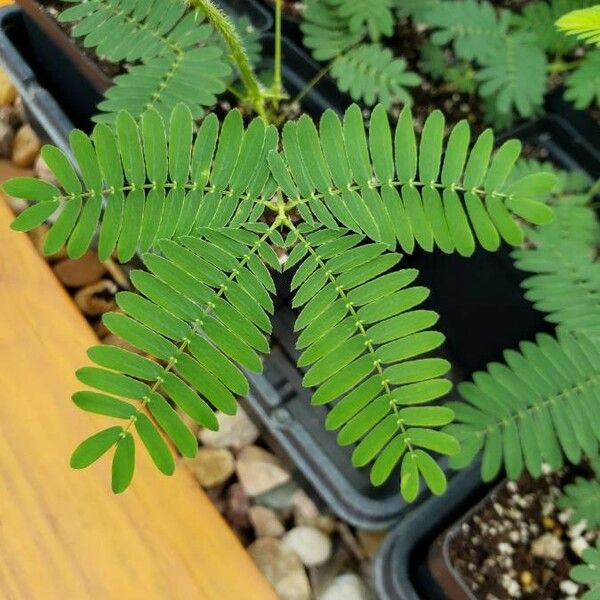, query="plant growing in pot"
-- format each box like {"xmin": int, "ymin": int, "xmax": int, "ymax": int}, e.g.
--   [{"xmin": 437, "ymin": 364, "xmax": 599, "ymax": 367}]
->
[
  {"xmin": 2, "ymin": 0, "xmax": 557, "ymax": 506},
  {"xmin": 421, "ymin": 157, "xmax": 600, "ymax": 597},
  {"xmin": 299, "ymin": 0, "xmax": 600, "ymax": 129}
]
